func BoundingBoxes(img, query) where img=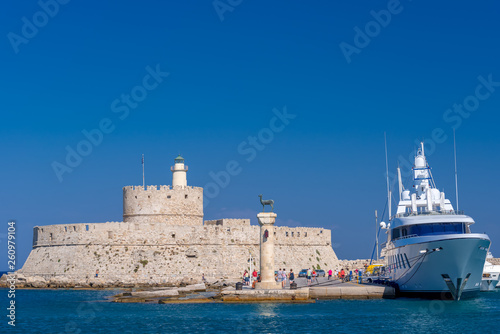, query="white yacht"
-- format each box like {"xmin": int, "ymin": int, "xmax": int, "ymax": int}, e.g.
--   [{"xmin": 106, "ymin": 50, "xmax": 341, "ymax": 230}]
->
[{"xmin": 380, "ymin": 143, "xmax": 491, "ymax": 300}]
